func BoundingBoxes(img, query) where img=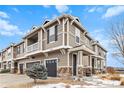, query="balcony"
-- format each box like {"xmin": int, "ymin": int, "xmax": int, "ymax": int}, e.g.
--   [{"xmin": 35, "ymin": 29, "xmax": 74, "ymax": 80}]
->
[
  {"xmin": 27, "ymin": 42, "xmax": 40, "ymax": 53},
  {"xmin": 26, "ymin": 32, "xmax": 40, "ymax": 53}
]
